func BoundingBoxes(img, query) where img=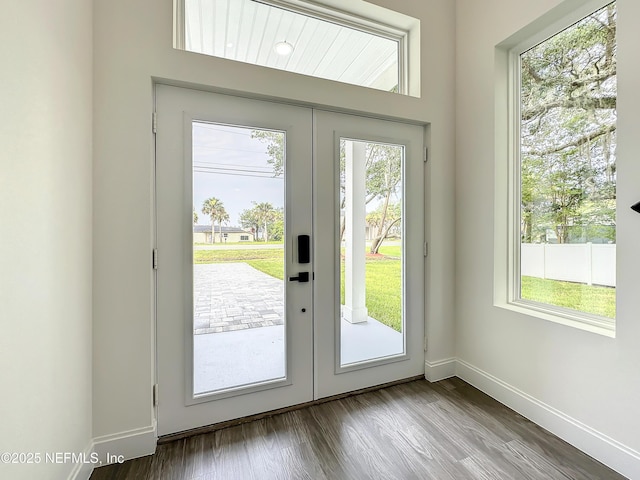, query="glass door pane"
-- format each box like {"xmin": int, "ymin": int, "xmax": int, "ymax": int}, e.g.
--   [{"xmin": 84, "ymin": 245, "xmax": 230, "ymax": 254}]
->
[
  {"xmin": 192, "ymin": 122, "xmax": 286, "ymax": 396},
  {"xmin": 339, "ymin": 139, "xmax": 405, "ymax": 366}
]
